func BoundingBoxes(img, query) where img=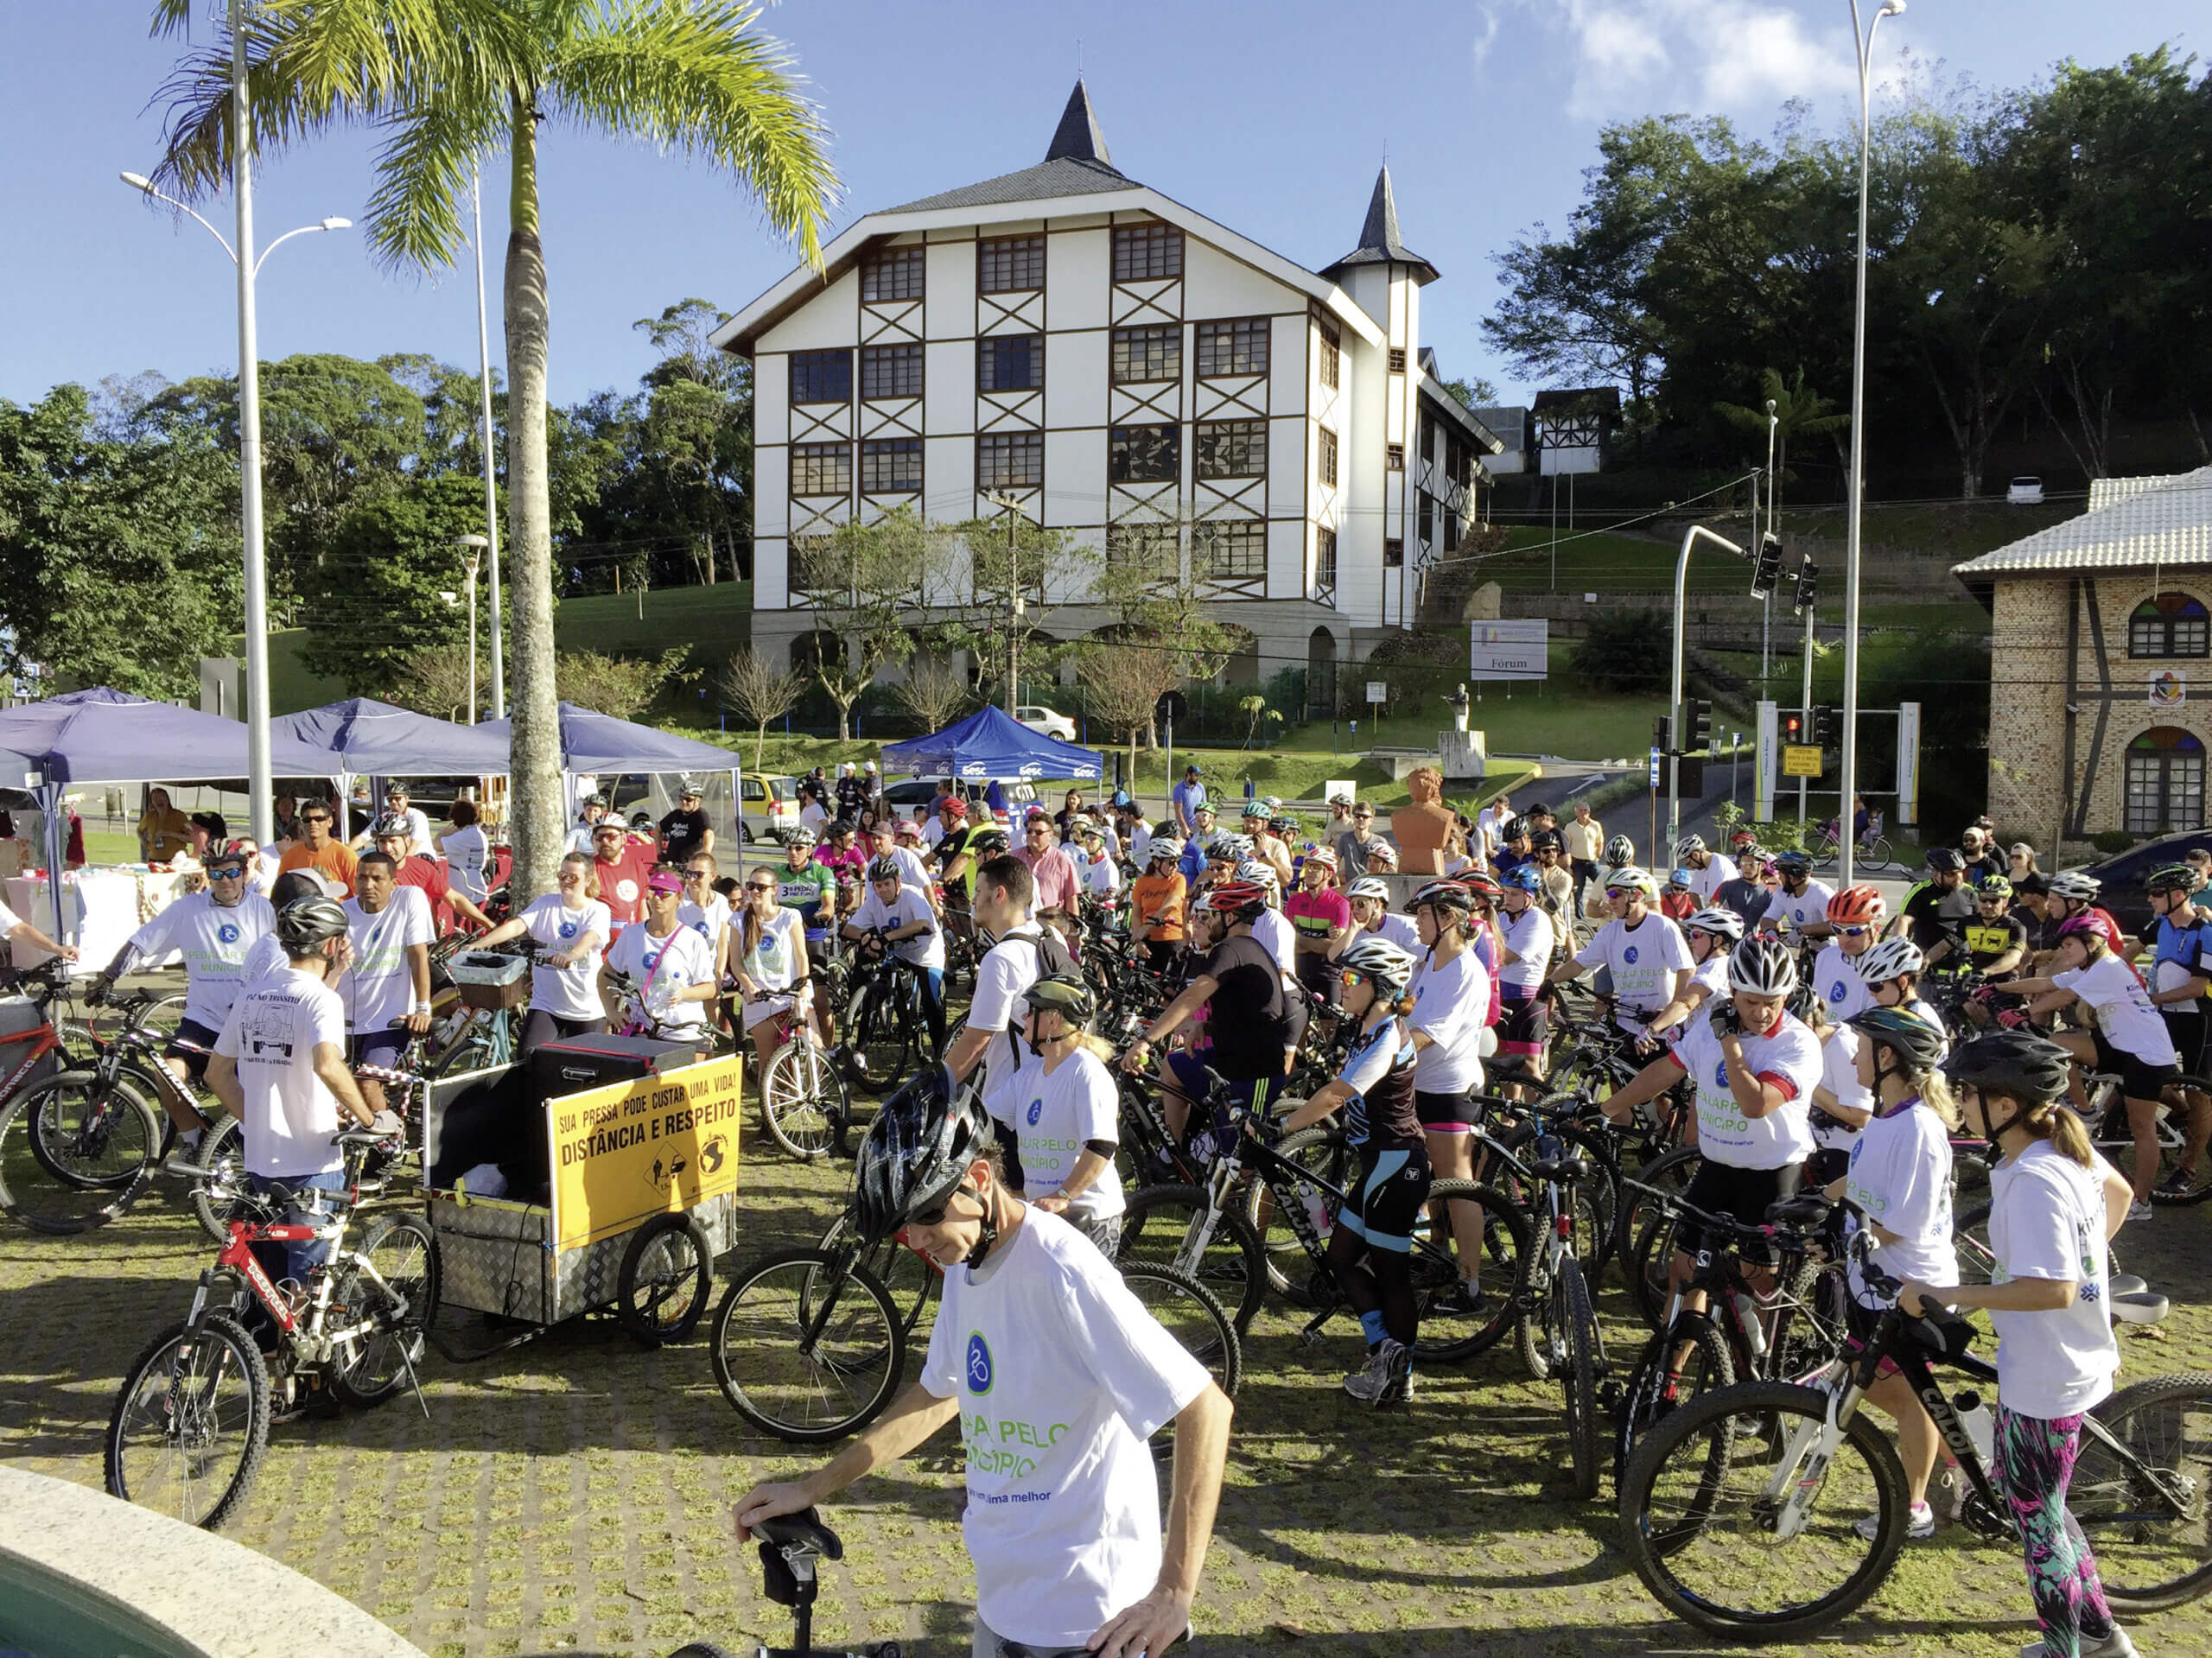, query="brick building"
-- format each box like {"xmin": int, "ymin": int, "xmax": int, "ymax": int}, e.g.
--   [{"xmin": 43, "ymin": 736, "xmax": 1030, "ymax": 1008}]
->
[{"xmin": 1954, "ymin": 467, "xmax": 2212, "ymax": 844}]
